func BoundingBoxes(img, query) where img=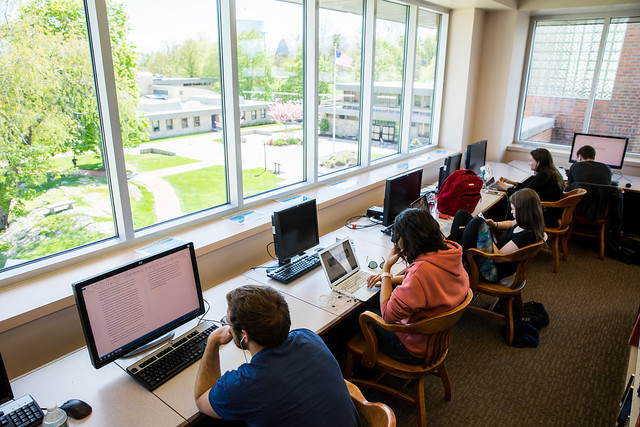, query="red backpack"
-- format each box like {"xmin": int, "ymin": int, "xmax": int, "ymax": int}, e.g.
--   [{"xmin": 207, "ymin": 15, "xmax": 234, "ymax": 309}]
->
[{"xmin": 436, "ymin": 169, "xmax": 483, "ymax": 215}]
